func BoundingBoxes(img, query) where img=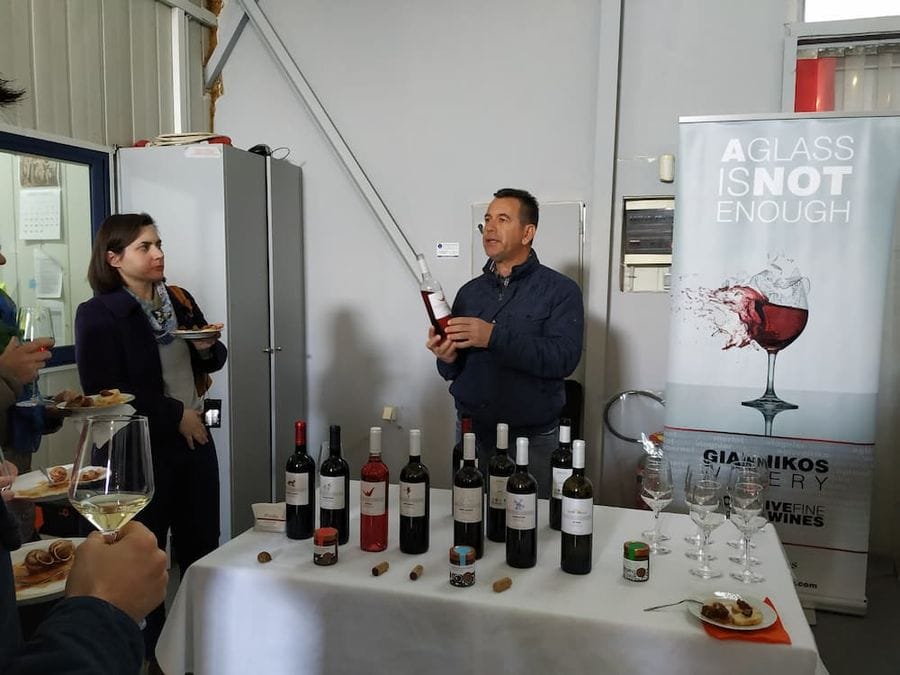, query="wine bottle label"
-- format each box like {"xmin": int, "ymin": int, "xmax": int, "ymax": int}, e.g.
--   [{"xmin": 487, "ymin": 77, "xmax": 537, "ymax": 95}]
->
[
  {"xmin": 427, "ymin": 292, "xmax": 451, "ymax": 319},
  {"xmin": 319, "ymin": 475, "xmax": 345, "ymax": 509},
  {"xmin": 561, "ymin": 496, "xmax": 593, "ymax": 536},
  {"xmin": 399, "ymin": 481, "xmax": 426, "ymax": 517},
  {"xmin": 285, "ymin": 471, "xmax": 310, "ymax": 506},
  {"xmin": 506, "ymin": 493, "xmax": 536, "ymax": 530},
  {"xmin": 360, "ymin": 480, "xmax": 387, "ymax": 516},
  {"xmin": 488, "ymin": 475, "xmax": 508, "ymax": 509},
  {"xmin": 453, "ymin": 486, "xmax": 483, "ymax": 523},
  {"xmin": 552, "ymin": 467, "xmax": 573, "ymax": 499}
]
